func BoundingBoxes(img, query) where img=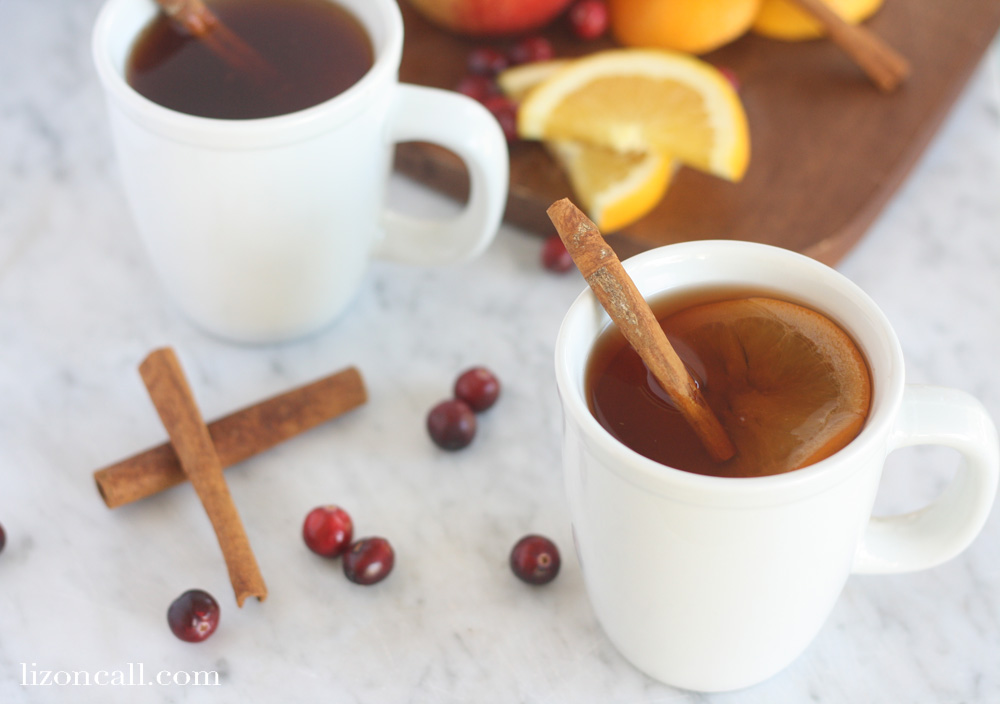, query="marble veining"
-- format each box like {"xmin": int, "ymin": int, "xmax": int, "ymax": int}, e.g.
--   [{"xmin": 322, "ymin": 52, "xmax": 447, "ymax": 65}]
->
[{"xmin": 1, "ymin": 1, "xmax": 999, "ymax": 702}]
